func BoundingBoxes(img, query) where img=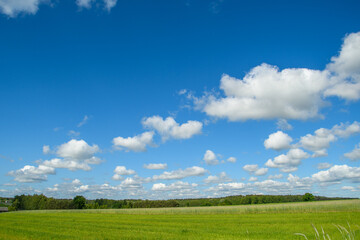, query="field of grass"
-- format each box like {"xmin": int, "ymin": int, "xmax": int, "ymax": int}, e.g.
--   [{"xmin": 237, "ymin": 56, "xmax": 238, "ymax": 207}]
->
[{"xmin": 0, "ymin": 199, "xmax": 359, "ymax": 239}]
